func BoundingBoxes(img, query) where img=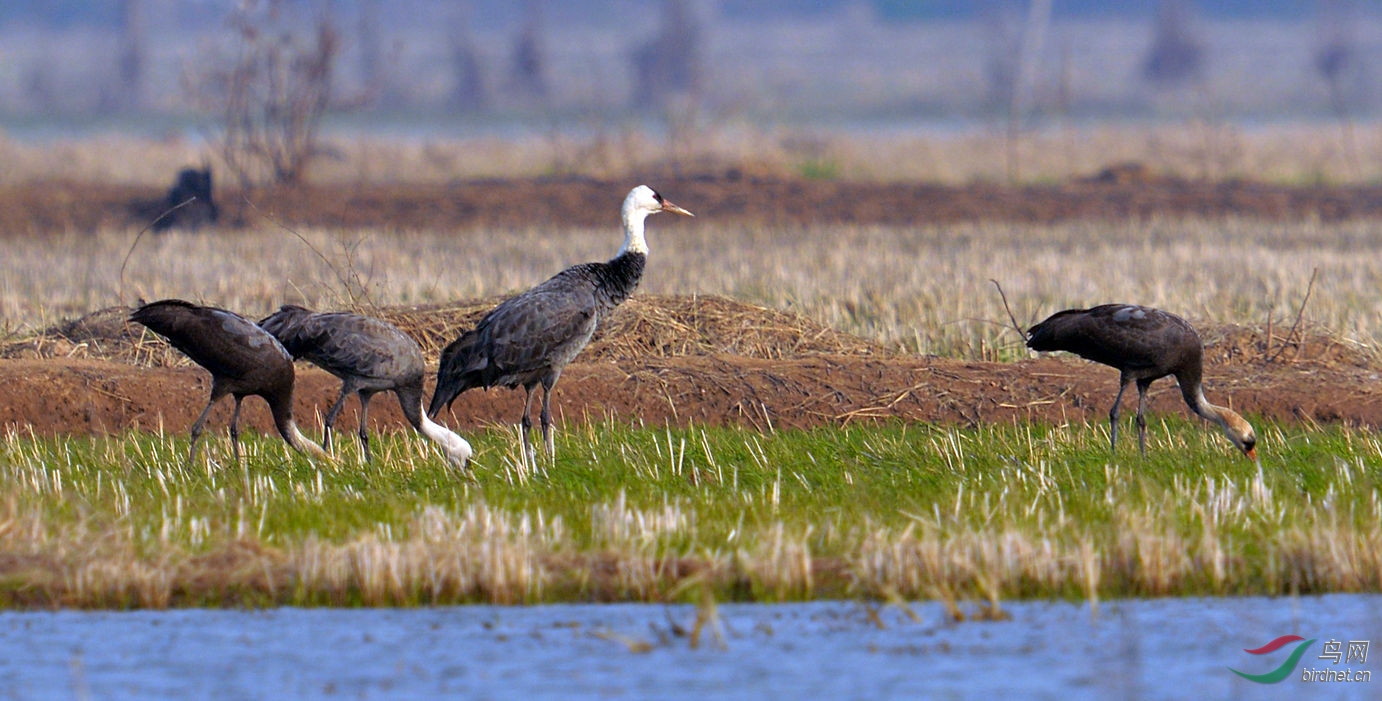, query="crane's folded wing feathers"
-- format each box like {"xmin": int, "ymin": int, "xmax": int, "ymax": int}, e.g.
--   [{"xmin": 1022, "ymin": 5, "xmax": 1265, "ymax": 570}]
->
[
  {"xmin": 300, "ymin": 314, "xmax": 422, "ymax": 382},
  {"xmin": 135, "ymin": 300, "xmax": 289, "ymax": 379}
]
